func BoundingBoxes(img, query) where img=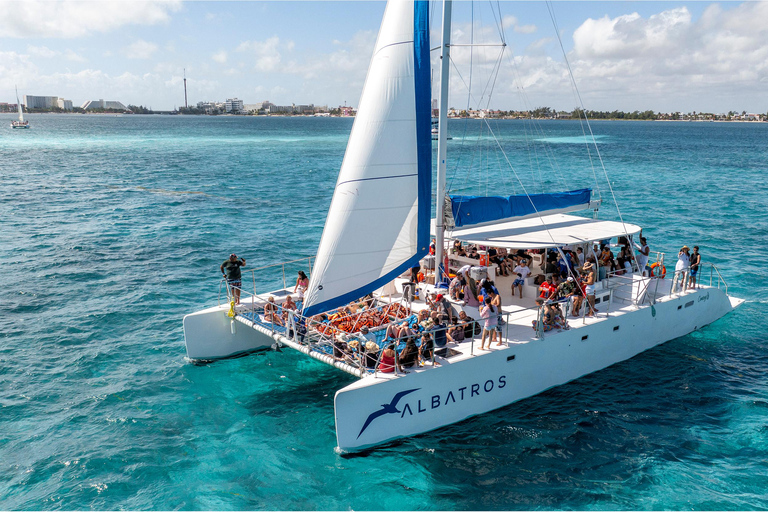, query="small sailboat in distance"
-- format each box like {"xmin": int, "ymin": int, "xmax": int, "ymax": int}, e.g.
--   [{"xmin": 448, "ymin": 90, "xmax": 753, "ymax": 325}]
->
[{"xmin": 11, "ymin": 86, "xmax": 29, "ymax": 129}]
